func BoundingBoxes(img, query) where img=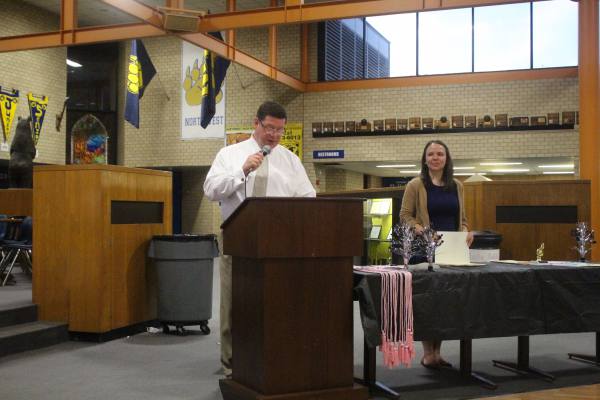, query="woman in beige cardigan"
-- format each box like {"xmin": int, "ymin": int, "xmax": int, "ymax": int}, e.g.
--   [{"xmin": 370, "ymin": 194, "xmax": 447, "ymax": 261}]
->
[{"xmin": 400, "ymin": 140, "xmax": 473, "ymax": 369}]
